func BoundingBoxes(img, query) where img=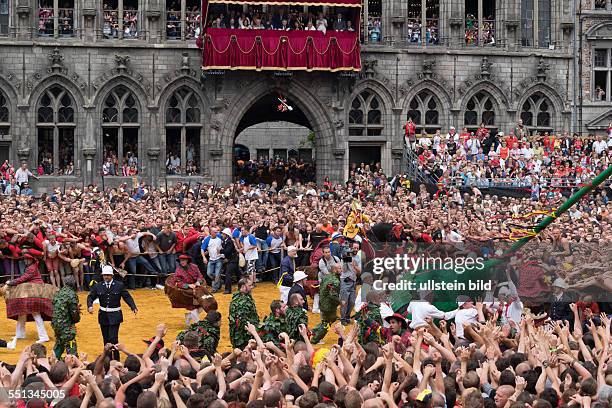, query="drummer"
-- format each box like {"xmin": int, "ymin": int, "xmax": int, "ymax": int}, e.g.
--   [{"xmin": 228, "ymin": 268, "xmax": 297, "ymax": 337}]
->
[
  {"xmin": 4, "ymin": 253, "xmax": 51, "ymax": 346},
  {"xmin": 166, "ymin": 254, "xmax": 206, "ymax": 326}
]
